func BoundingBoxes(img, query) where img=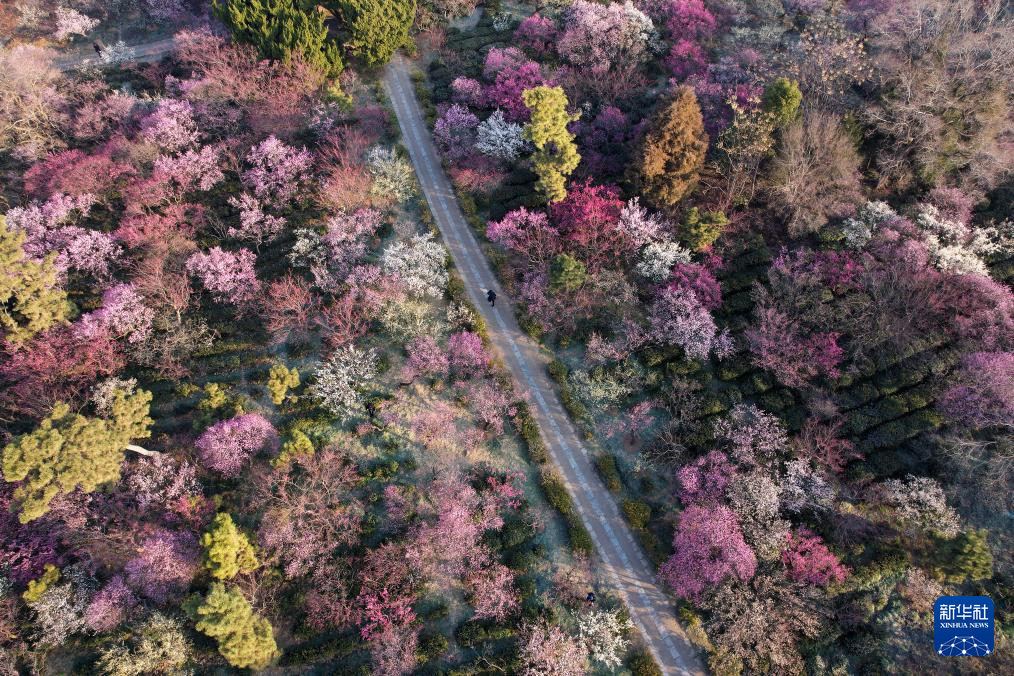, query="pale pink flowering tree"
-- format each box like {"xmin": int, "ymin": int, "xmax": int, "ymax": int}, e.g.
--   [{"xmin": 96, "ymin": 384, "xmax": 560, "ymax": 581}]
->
[
  {"xmin": 450, "ymin": 76, "xmax": 485, "ymax": 107},
  {"xmin": 464, "ymin": 380, "xmax": 516, "ymax": 435},
  {"xmin": 409, "ymin": 400, "xmax": 459, "ymax": 450},
  {"xmin": 712, "ymin": 404, "xmax": 789, "ymax": 467},
  {"xmin": 242, "ymin": 135, "xmax": 314, "ymax": 209},
  {"xmin": 520, "ymin": 624, "xmax": 587, "ymax": 676},
  {"xmin": 124, "ymin": 454, "xmax": 200, "ymax": 512},
  {"xmin": 124, "ymin": 529, "xmax": 201, "ymax": 604},
  {"xmin": 433, "ymin": 104, "xmax": 480, "ymax": 160},
  {"xmin": 140, "ymin": 99, "xmax": 201, "ymax": 152},
  {"xmin": 937, "ymin": 351, "xmax": 1013, "ymax": 430},
  {"xmin": 448, "ymin": 331, "xmax": 490, "ymax": 377},
  {"xmin": 195, "ymin": 413, "xmax": 280, "ymax": 477},
  {"xmin": 486, "ymin": 207, "xmax": 562, "ymax": 268},
  {"xmin": 676, "ymin": 451, "xmax": 735, "ymax": 506},
  {"xmin": 185, "ymin": 247, "xmax": 260, "ymax": 306},
  {"xmin": 648, "ymin": 286, "xmax": 732, "ymax": 360},
  {"xmin": 467, "ymin": 563, "xmax": 519, "ymax": 621},
  {"xmin": 145, "ymin": 0, "xmax": 187, "ymax": 22},
  {"xmin": 617, "ymin": 197, "xmax": 668, "ymax": 248},
  {"xmin": 557, "ymin": 0, "xmax": 654, "ymax": 75},
  {"xmin": 483, "ymin": 47, "xmax": 529, "ymax": 80},
  {"xmin": 781, "ymin": 529, "xmax": 848, "ymax": 586},
  {"xmin": 226, "ymin": 194, "xmax": 287, "ymax": 246},
  {"xmin": 371, "ymin": 625, "xmax": 419, "ymax": 675},
  {"xmin": 604, "ymin": 400, "xmax": 655, "ymax": 443},
  {"xmin": 152, "ymin": 145, "xmax": 225, "ymax": 195},
  {"xmin": 75, "ymin": 283, "xmax": 155, "ymax": 344},
  {"xmin": 84, "ymin": 575, "xmax": 137, "ymax": 632},
  {"xmin": 659, "ymin": 504, "xmax": 757, "ymax": 601},
  {"xmin": 53, "ymin": 7, "xmax": 99, "ymax": 42}
]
